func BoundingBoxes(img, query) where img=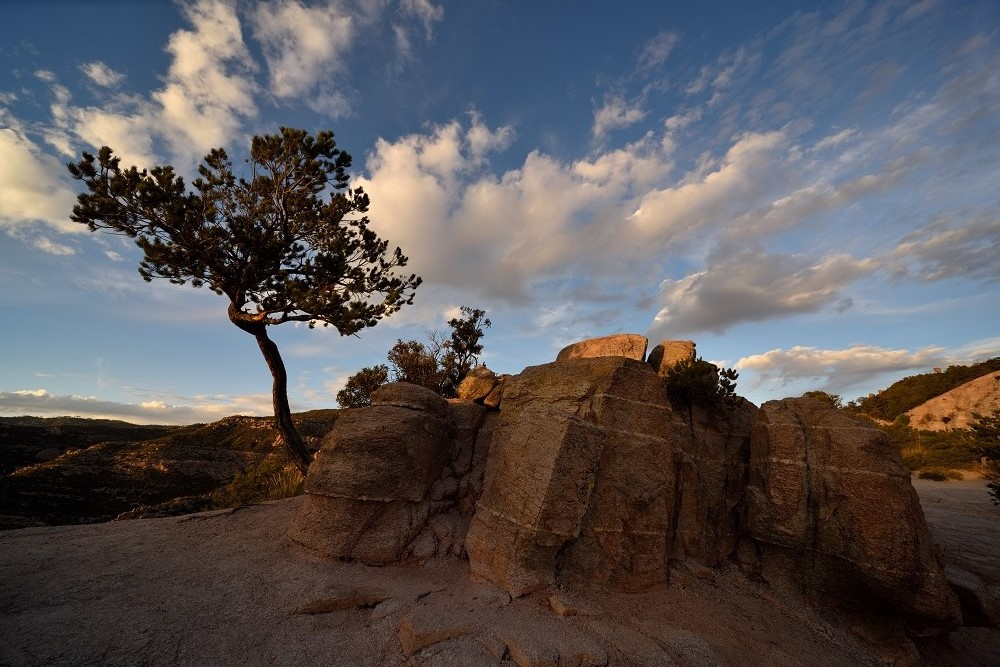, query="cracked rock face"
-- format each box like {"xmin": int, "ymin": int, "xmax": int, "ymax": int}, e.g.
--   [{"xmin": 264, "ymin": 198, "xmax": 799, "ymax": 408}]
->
[
  {"xmin": 464, "ymin": 357, "xmax": 758, "ymax": 597},
  {"xmin": 745, "ymin": 398, "xmax": 961, "ymax": 632}
]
